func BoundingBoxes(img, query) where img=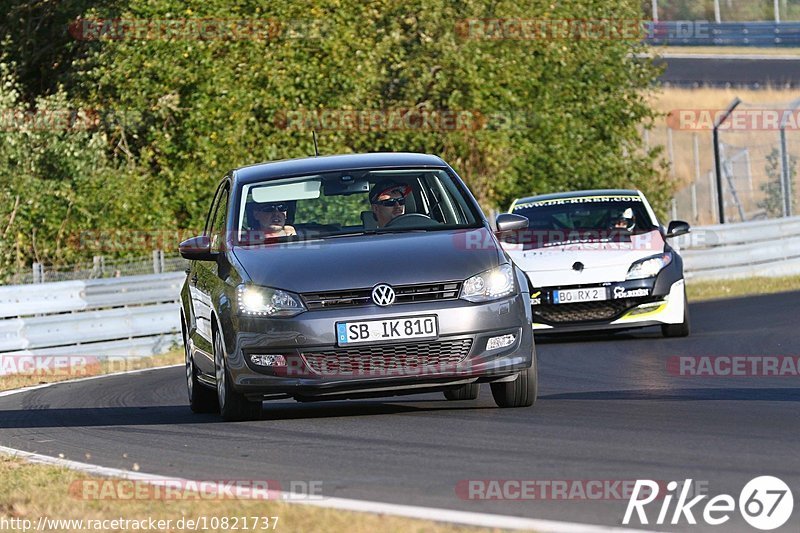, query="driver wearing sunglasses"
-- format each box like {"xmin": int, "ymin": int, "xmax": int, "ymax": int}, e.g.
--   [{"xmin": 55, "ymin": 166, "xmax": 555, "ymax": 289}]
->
[
  {"xmin": 369, "ymin": 179, "xmax": 412, "ymax": 228},
  {"xmin": 252, "ymin": 201, "xmax": 296, "ymax": 238}
]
